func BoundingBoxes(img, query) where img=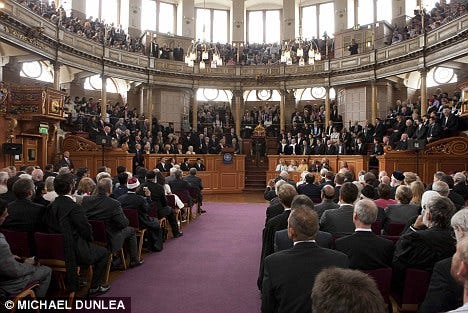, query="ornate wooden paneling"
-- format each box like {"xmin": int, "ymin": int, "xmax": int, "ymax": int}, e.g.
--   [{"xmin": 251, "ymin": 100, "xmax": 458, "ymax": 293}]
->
[{"xmin": 378, "ymin": 137, "xmax": 468, "ymax": 184}]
